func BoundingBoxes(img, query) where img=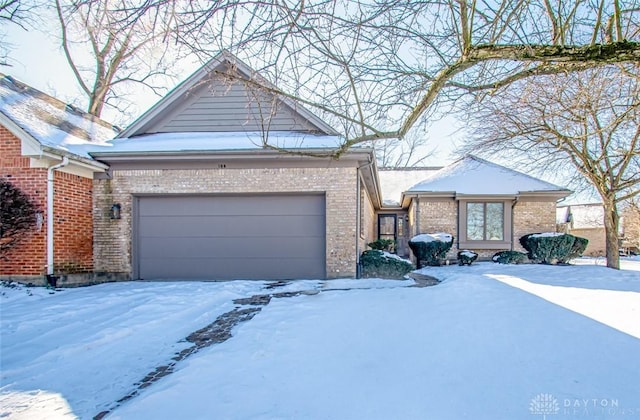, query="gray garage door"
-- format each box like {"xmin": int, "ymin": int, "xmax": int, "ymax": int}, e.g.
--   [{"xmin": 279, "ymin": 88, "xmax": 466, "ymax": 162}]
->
[{"xmin": 136, "ymin": 194, "xmax": 326, "ymax": 280}]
